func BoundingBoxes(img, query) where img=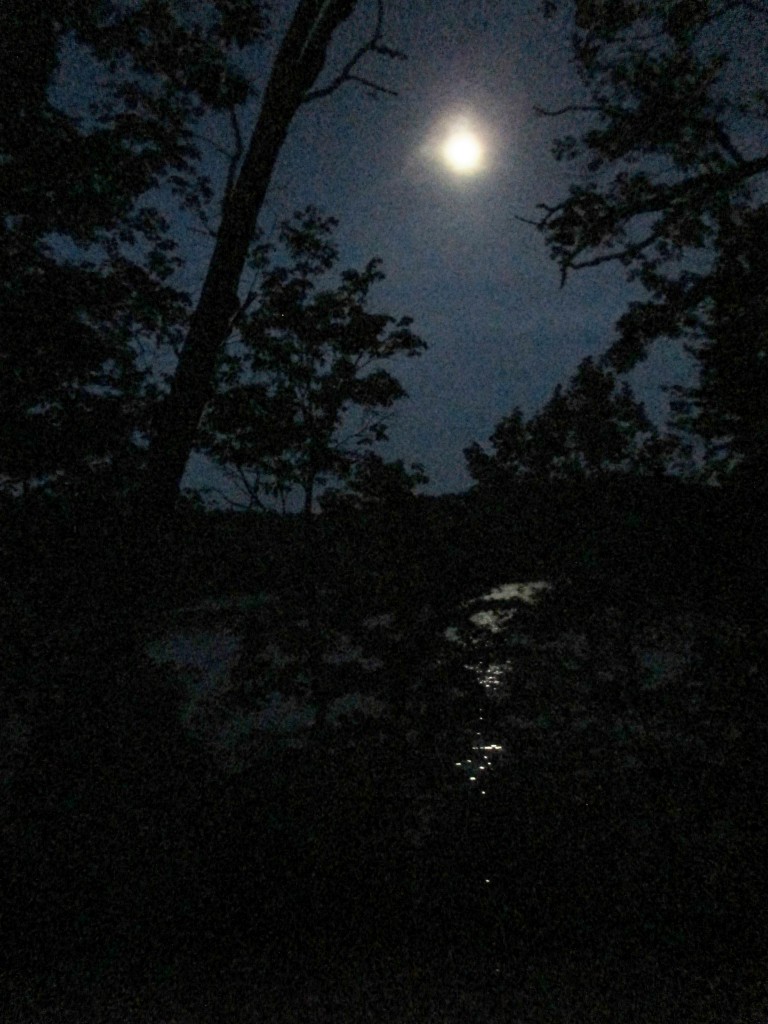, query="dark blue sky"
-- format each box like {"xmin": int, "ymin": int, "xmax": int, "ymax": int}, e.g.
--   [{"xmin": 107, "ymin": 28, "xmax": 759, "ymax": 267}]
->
[
  {"xmin": 187, "ymin": 0, "xmax": 691, "ymax": 495},
  {"xmin": 61, "ymin": 1, "xmax": 693, "ymax": 496}
]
